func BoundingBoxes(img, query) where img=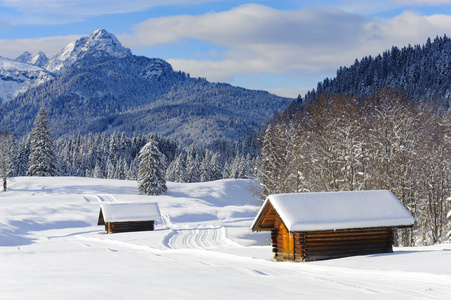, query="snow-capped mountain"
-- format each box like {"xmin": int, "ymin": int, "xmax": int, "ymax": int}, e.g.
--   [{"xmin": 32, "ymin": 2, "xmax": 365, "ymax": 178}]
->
[
  {"xmin": 0, "ymin": 29, "xmax": 132, "ymax": 104},
  {"xmin": 16, "ymin": 51, "xmax": 49, "ymax": 68},
  {"xmin": 45, "ymin": 29, "xmax": 132, "ymax": 73},
  {"xmin": 0, "ymin": 56, "xmax": 54, "ymax": 104},
  {"xmin": 0, "ymin": 29, "xmax": 291, "ymax": 143}
]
